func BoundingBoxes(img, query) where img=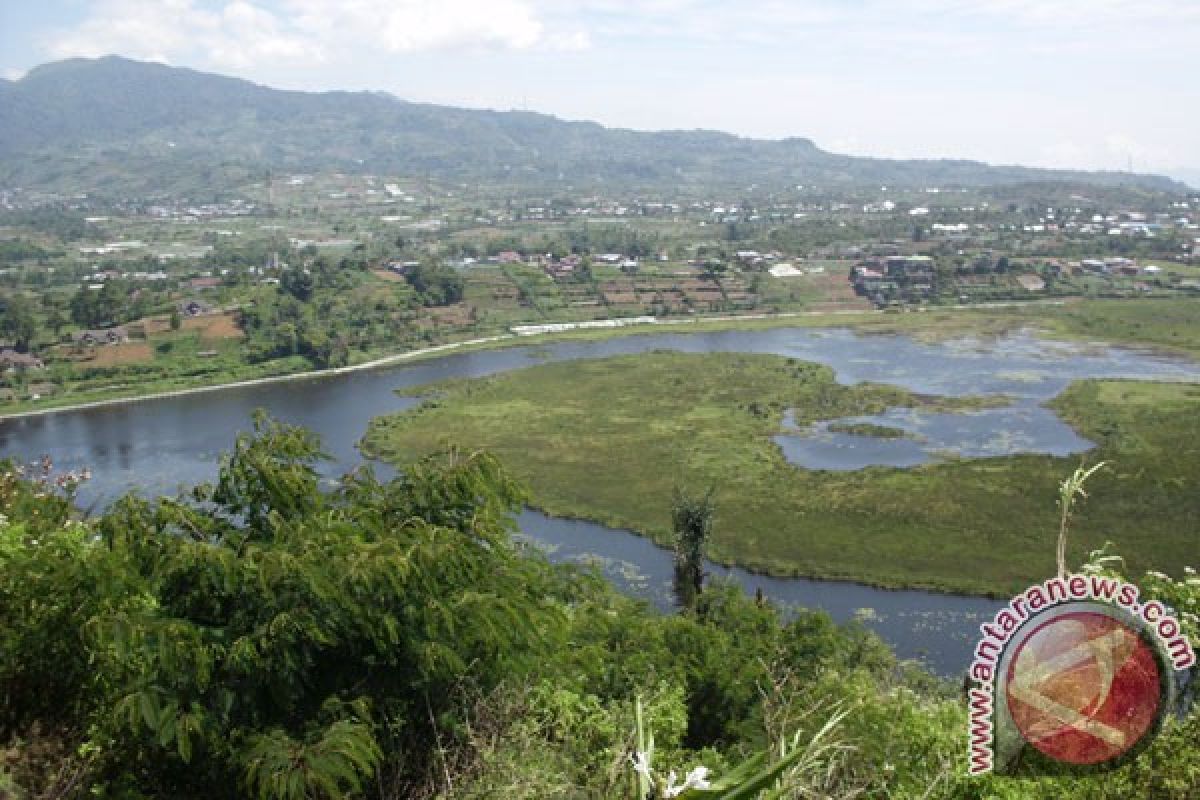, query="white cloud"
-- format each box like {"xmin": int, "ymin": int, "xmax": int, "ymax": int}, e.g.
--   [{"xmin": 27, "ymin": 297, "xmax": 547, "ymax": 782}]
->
[
  {"xmin": 900, "ymin": 0, "xmax": 1199, "ymax": 26},
  {"xmin": 45, "ymin": 0, "xmax": 577, "ymax": 73},
  {"xmin": 210, "ymin": 1, "xmax": 315, "ymax": 68},
  {"xmin": 47, "ymin": 0, "xmax": 312, "ymax": 69},
  {"xmin": 48, "ymin": 0, "xmax": 199, "ymax": 63},
  {"xmin": 285, "ymin": 0, "xmax": 550, "ymax": 53}
]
